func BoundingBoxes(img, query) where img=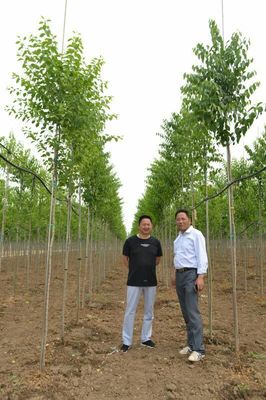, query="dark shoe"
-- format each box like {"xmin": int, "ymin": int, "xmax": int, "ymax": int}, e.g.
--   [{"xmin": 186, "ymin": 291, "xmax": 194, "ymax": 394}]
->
[
  {"xmin": 141, "ymin": 340, "xmax": 155, "ymax": 348},
  {"xmin": 121, "ymin": 344, "xmax": 130, "ymax": 353}
]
